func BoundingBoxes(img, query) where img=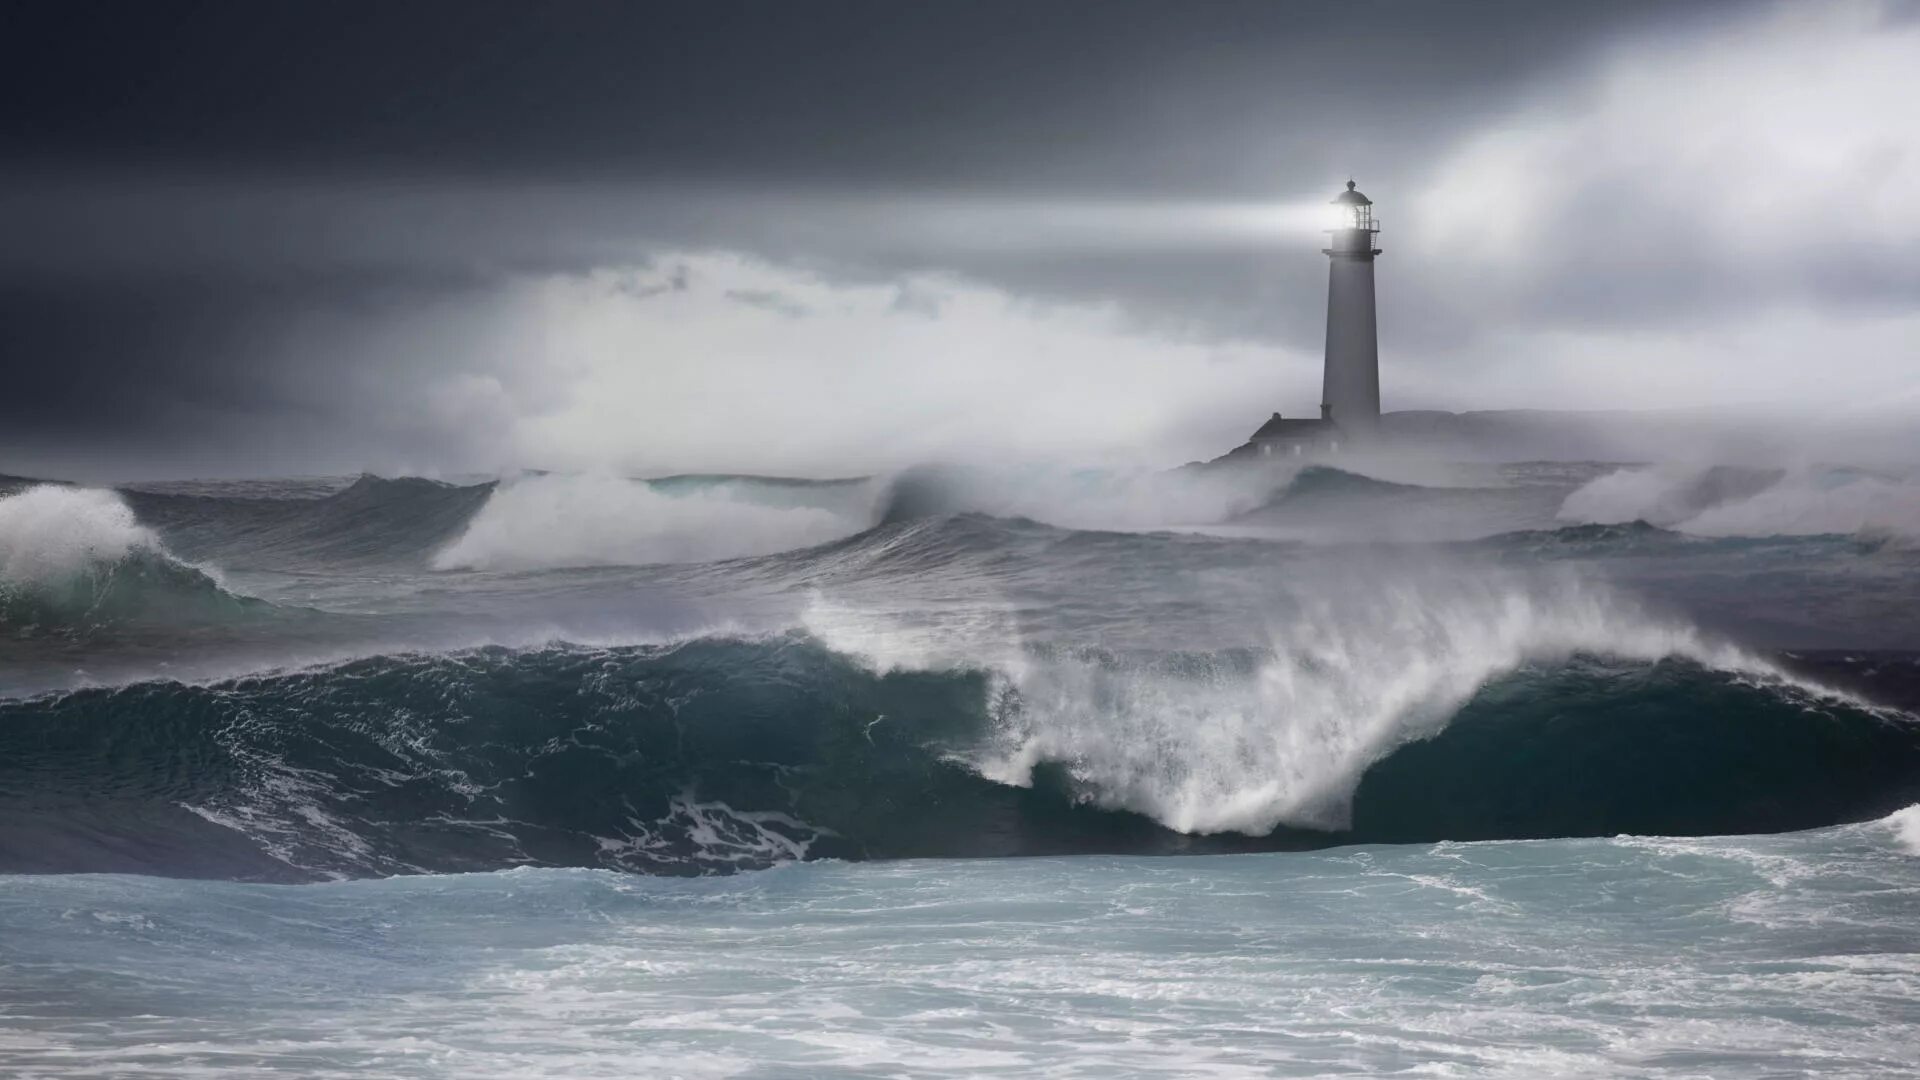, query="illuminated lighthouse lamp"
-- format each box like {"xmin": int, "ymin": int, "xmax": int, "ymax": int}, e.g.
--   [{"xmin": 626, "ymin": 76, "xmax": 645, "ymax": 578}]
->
[{"xmin": 1329, "ymin": 179, "xmax": 1376, "ymax": 232}]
